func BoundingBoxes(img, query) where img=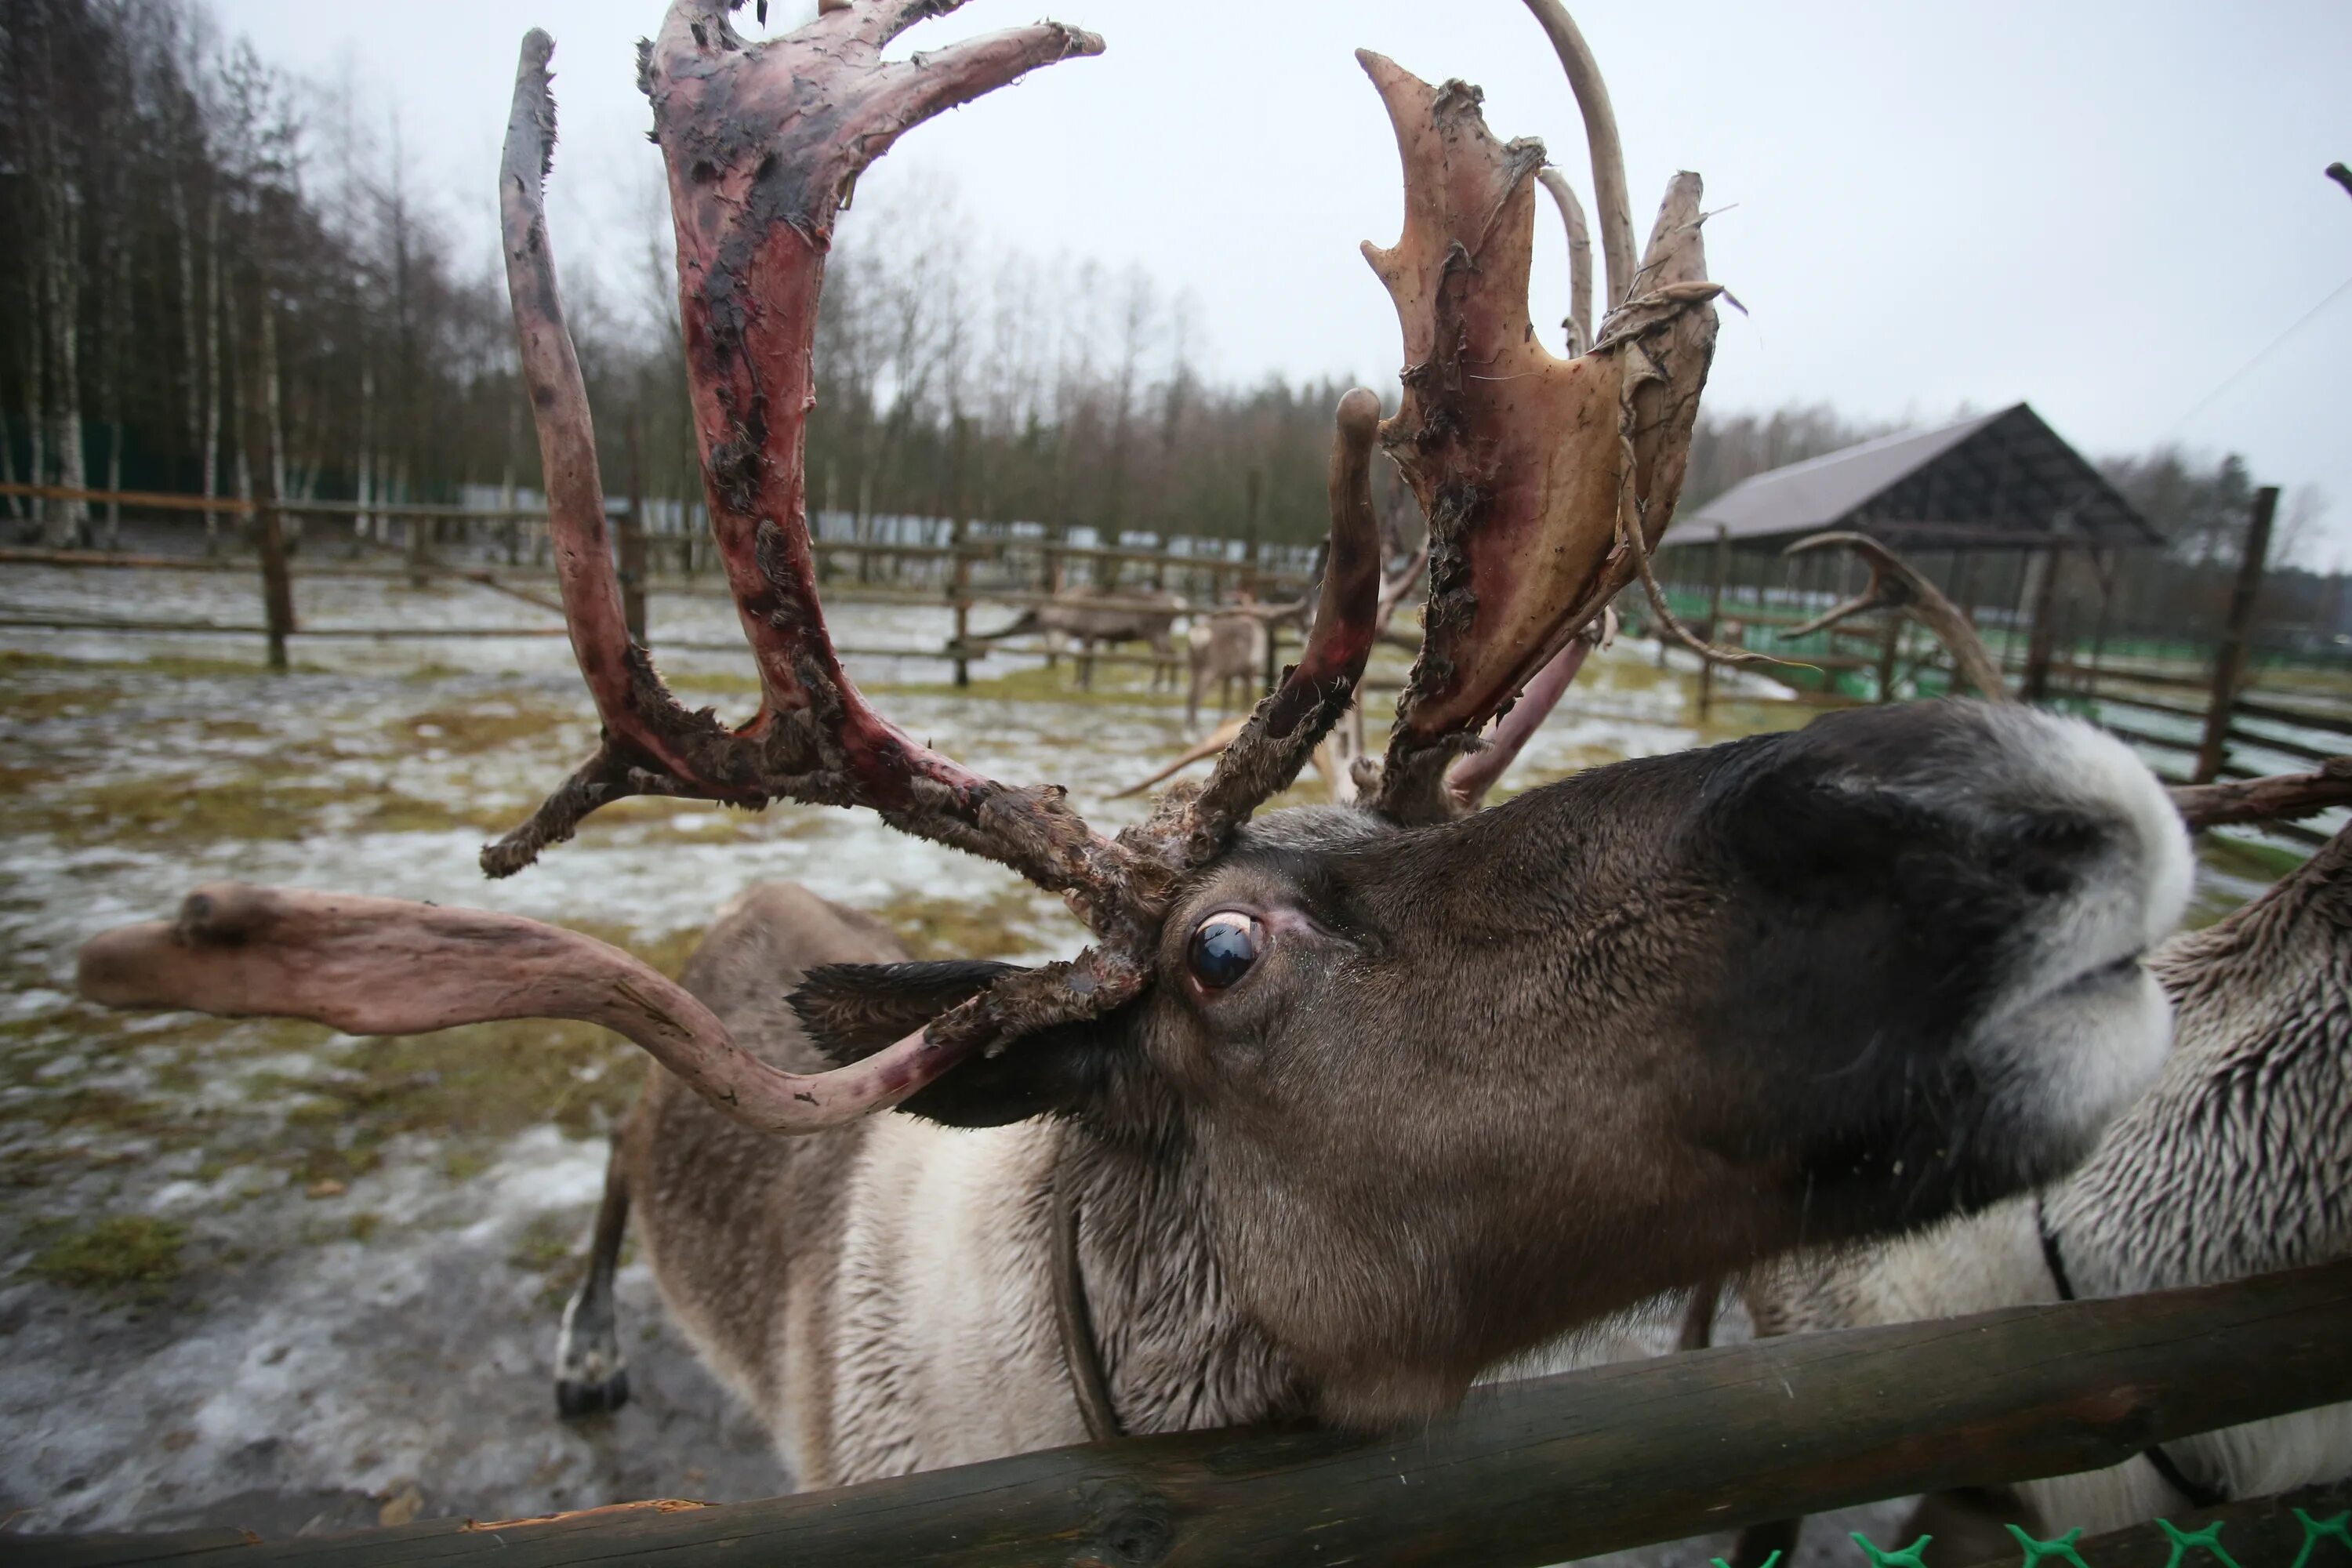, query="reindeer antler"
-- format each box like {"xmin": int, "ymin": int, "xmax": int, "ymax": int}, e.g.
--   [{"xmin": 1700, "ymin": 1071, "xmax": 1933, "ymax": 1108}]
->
[
  {"xmin": 1783, "ymin": 532, "xmax": 2352, "ymax": 833},
  {"xmin": 74, "ymin": 2, "xmax": 1395, "ymax": 1133},
  {"xmin": 1780, "ymin": 532, "xmax": 2009, "ymax": 699},
  {"xmin": 1359, "ymin": 30, "xmax": 1719, "ymax": 824},
  {"xmin": 487, "ymin": 16, "xmax": 1134, "ymax": 915}
]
